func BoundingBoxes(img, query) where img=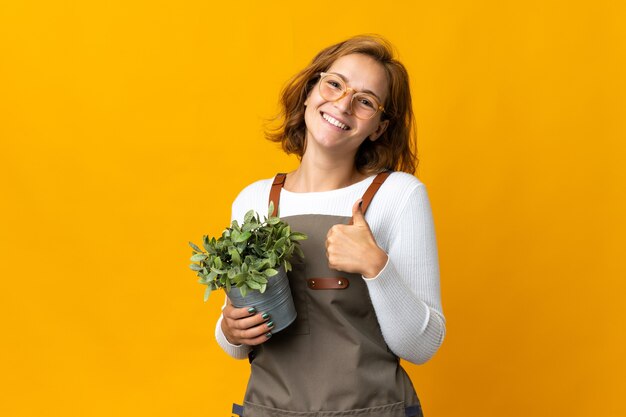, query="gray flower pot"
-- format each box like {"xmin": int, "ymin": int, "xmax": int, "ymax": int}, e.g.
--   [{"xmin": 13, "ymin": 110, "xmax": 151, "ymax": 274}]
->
[{"xmin": 227, "ymin": 266, "xmax": 297, "ymax": 334}]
